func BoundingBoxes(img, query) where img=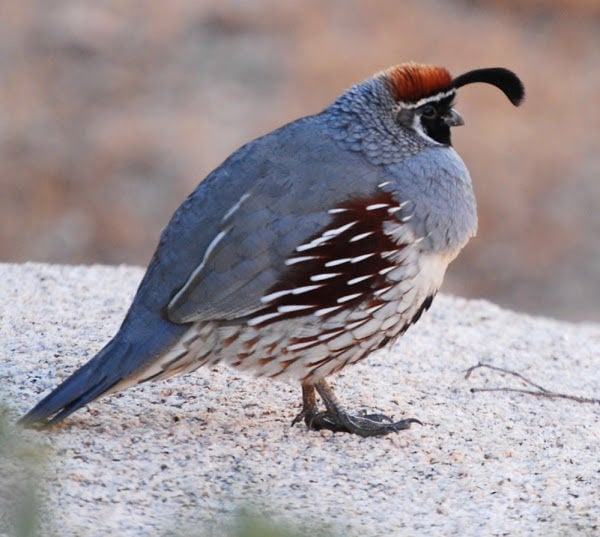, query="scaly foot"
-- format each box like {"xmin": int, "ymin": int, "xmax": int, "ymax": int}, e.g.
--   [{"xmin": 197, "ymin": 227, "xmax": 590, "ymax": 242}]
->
[{"xmin": 292, "ymin": 380, "xmax": 421, "ymax": 437}]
